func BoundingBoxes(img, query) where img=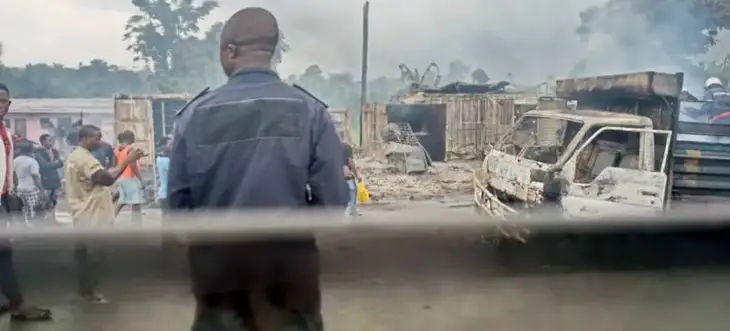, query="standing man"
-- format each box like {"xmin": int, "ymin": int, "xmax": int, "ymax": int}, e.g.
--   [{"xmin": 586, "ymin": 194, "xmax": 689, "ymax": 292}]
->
[
  {"xmin": 156, "ymin": 137, "xmax": 178, "ymax": 258},
  {"xmin": 0, "ymin": 83, "xmax": 52, "ymax": 321},
  {"xmin": 64, "ymin": 120, "xmax": 83, "ymax": 149},
  {"xmin": 35, "ymin": 134, "xmax": 63, "ymax": 223},
  {"xmin": 113, "ymin": 131, "xmax": 144, "ymax": 224},
  {"xmin": 168, "ymin": 7, "xmax": 348, "ymax": 331},
  {"xmin": 91, "ymin": 140, "xmax": 116, "ymax": 169},
  {"xmin": 156, "ymin": 137, "xmax": 171, "ymax": 212},
  {"xmin": 342, "ymin": 139, "xmax": 361, "ymax": 217},
  {"xmin": 704, "ymin": 77, "xmax": 727, "ymax": 101},
  {"xmin": 13, "ymin": 142, "xmax": 45, "ymax": 225},
  {"xmin": 64, "ymin": 125, "xmax": 144, "ymax": 303}
]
